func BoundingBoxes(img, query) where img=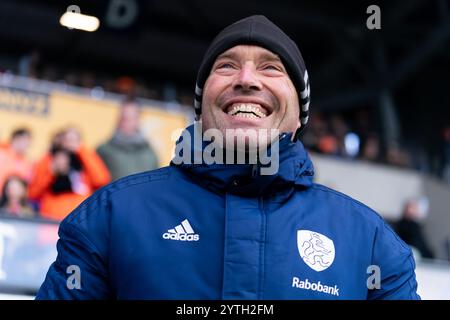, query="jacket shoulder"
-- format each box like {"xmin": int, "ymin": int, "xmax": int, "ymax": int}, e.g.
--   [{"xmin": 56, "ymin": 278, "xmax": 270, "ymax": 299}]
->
[
  {"xmin": 309, "ymin": 183, "xmax": 412, "ymax": 253},
  {"xmin": 310, "ymin": 183, "xmax": 385, "ymax": 222},
  {"xmin": 63, "ymin": 166, "xmax": 173, "ymax": 225}
]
